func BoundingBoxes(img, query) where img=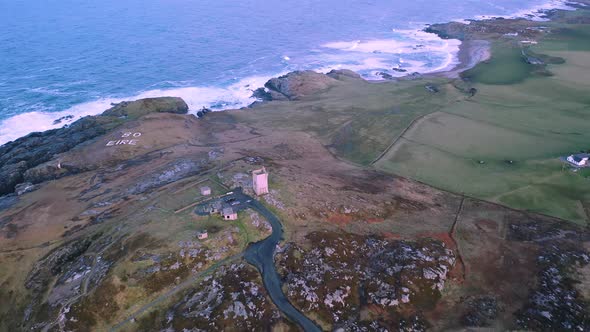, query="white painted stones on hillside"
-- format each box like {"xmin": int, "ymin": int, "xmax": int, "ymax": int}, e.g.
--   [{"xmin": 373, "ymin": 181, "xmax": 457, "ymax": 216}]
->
[{"xmin": 105, "ymin": 132, "xmax": 142, "ymax": 147}]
